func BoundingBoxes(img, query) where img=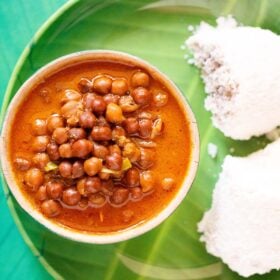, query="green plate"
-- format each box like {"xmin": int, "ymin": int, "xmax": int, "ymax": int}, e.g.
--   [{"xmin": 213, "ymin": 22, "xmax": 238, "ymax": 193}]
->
[{"xmin": 1, "ymin": 0, "xmax": 280, "ymax": 279}]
